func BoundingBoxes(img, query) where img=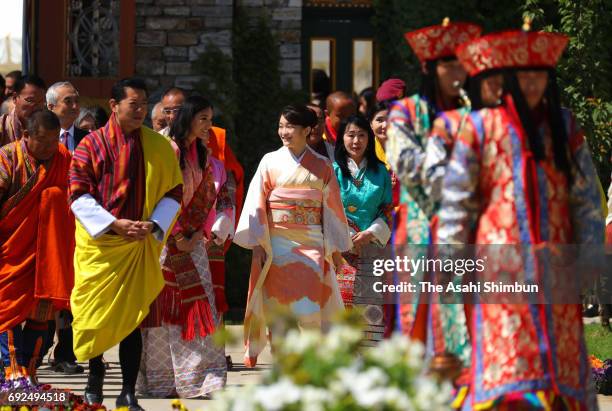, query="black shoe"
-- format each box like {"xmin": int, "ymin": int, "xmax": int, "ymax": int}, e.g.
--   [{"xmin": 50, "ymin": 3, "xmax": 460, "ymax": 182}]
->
[
  {"xmin": 226, "ymin": 355, "xmax": 233, "ymax": 371},
  {"xmin": 53, "ymin": 361, "xmax": 85, "ymax": 375},
  {"xmin": 84, "ymin": 373, "xmax": 104, "ymax": 405},
  {"xmin": 116, "ymin": 392, "xmax": 145, "ymax": 411}
]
